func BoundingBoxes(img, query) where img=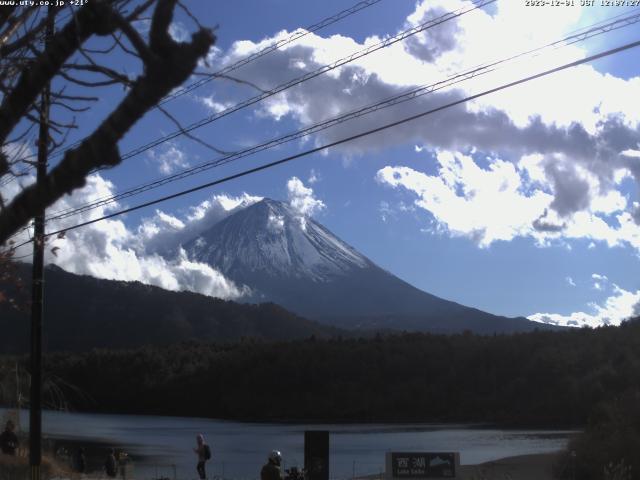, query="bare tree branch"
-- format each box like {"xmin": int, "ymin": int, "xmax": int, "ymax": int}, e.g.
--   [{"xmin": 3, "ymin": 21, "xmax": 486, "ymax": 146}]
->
[
  {"xmin": 0, "ymin": 0, "xmax": 215, "ymax": 244},
  {"xmin": 0, "ymin": 1, "xmax": 120, "ymax": 157},
  {"xmin": 157, "ymin": 104, "xmax": 231, "ymax": 155},
  {"xmin": 214, "ymin": 73, "xmax": 268, "ymax": 93},
  {"xmin": 0, "ymin": 9, "xmax": 54, "ymax": 58},
  {"xmin": 125, "ymin": 0, "xmax": 157, "ymax": 22},
  {"xmin": 59, "ymin": 69, "xmax": 125, "ymax": 88},
  {"xmin": 113, "ymin": 14, "xmax": 154, "ymax": 63}
]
